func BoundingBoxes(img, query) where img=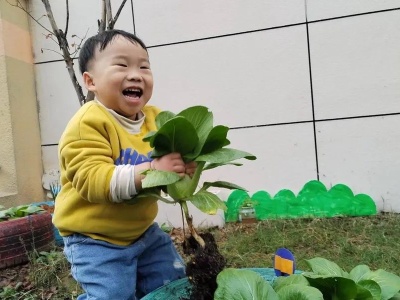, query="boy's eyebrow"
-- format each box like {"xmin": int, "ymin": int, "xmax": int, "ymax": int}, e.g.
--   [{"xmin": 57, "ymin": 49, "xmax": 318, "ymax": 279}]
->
[{"xmin": 112, "ymin": 54, "xmax": 150, "ymax": 63}]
